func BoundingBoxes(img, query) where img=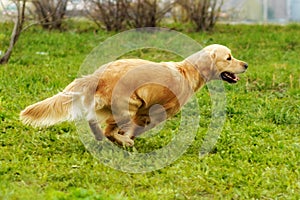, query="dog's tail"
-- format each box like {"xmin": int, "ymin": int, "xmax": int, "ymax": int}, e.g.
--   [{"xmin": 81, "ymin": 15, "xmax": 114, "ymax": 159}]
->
[
  {"xmin": 20, "ymin": 74, "xmax": 99, "ymax": 127},
  {"xmin": 20, "ymin": 92, "xmax": 75, "ymax": 127}
]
